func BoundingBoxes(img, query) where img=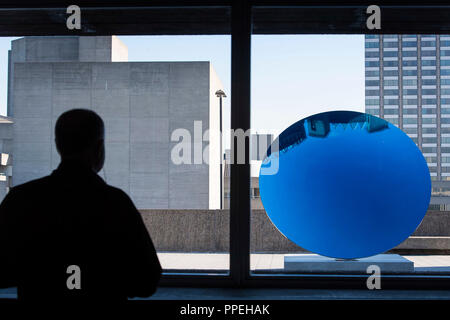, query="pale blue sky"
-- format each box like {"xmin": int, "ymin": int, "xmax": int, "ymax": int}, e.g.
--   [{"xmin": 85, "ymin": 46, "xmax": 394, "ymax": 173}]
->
[
  {"xmin": 0, "ymin": 37, "xmax": 19, "ymax": 117},
  {"xmin": 0, "ymin": 35, "xmax": 365, "ymax": 138}
]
